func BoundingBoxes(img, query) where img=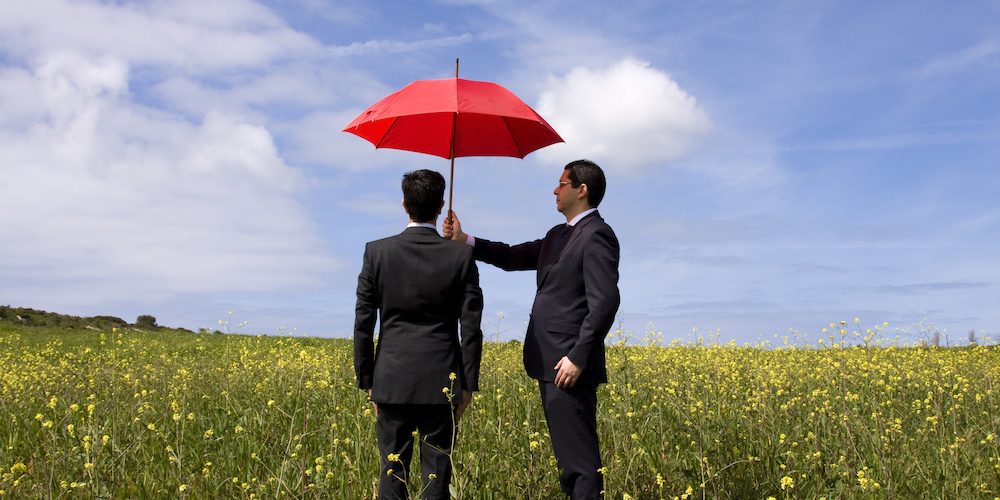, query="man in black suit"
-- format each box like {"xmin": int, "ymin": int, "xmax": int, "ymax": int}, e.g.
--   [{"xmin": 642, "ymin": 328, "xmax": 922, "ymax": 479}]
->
[
  {"xmin": 444, "ymin": 159, "xmax": 620, "ymax": 499},
  {"xmin": 354, "ymin": 169, "xmax": 484, "ymax": 500}
]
